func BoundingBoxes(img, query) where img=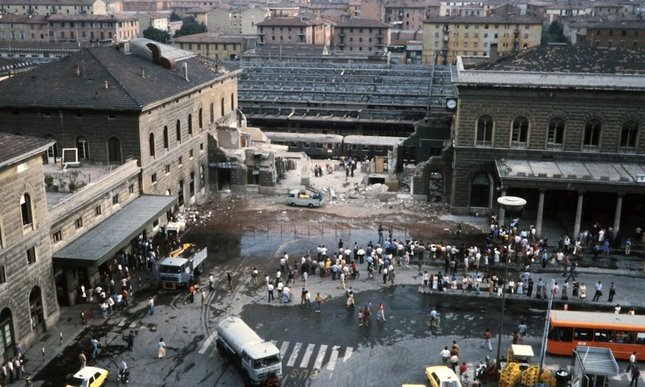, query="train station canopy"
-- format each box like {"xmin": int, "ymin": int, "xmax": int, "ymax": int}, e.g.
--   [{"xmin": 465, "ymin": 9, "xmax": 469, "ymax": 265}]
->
[
  {"xmin": 53, "ymin": 195, "xmax": 176, "ymax": 267},
  {"xmin": 495, "ymin": 159, "xmax": 645, "ymax": 193}
]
